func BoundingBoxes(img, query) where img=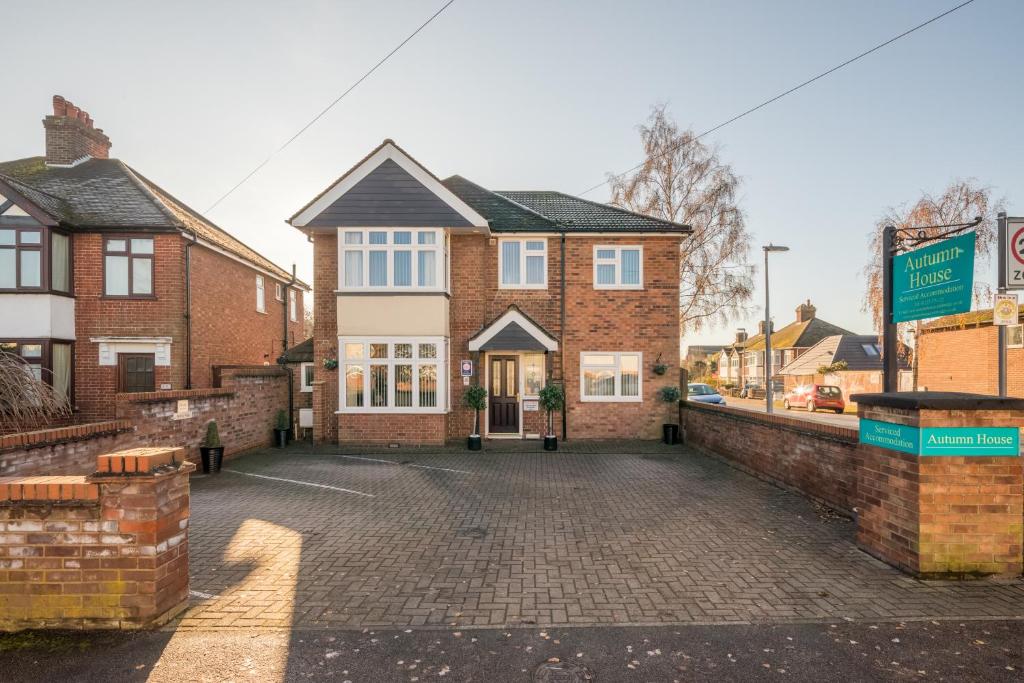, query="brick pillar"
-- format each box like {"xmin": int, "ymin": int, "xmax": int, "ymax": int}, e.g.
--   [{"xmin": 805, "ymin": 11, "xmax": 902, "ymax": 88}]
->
[
  {"xmin": 312, "ymin": 231, "xmax": 339, "ymax": 444},
  {"xmin": 854, "ymin": 392, "xmax": 1024, "ymax": 578}
]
